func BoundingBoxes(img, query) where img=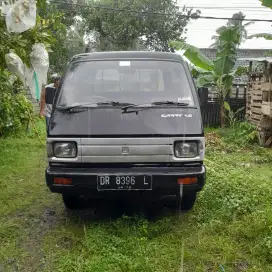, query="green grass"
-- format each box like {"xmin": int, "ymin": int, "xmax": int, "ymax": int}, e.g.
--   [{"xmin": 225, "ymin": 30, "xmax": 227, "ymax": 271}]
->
[{"xmin": 0, "ymin": 127, "xmax": 272, "ymax": 271}]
